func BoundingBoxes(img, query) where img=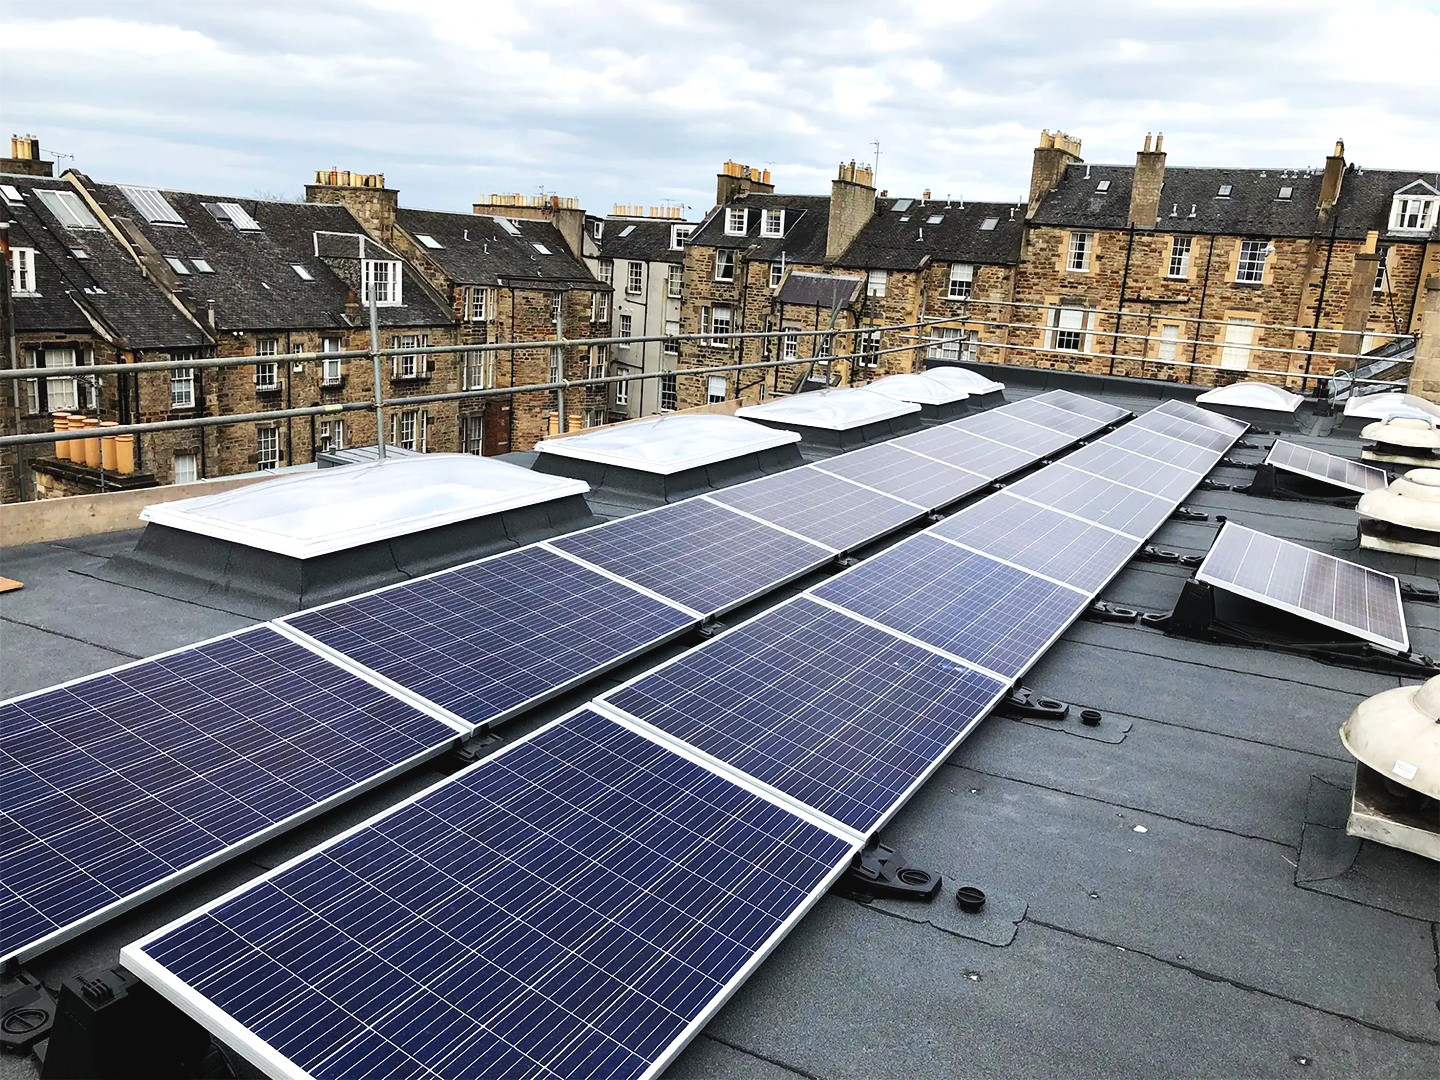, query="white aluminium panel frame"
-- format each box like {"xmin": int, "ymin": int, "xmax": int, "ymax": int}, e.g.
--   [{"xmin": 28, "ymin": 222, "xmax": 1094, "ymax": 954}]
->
[
  {"xmin": 1196, "ymin": 521, "xmax": 1410, "ymax": 652},
  {"xmin": 534, "ymin": 413, "xmax": 800, "ymax": 475},
  {"xmin": 0, "ymin": 624, "xmax": 467, "ymax": 965},
  {"xmin": 140, "ymin": 454, "xmax": 590, "ymax": 559},
  {"xmin": 121, "ymin": 704, "xmax": 859, "ymax": 1080}
]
